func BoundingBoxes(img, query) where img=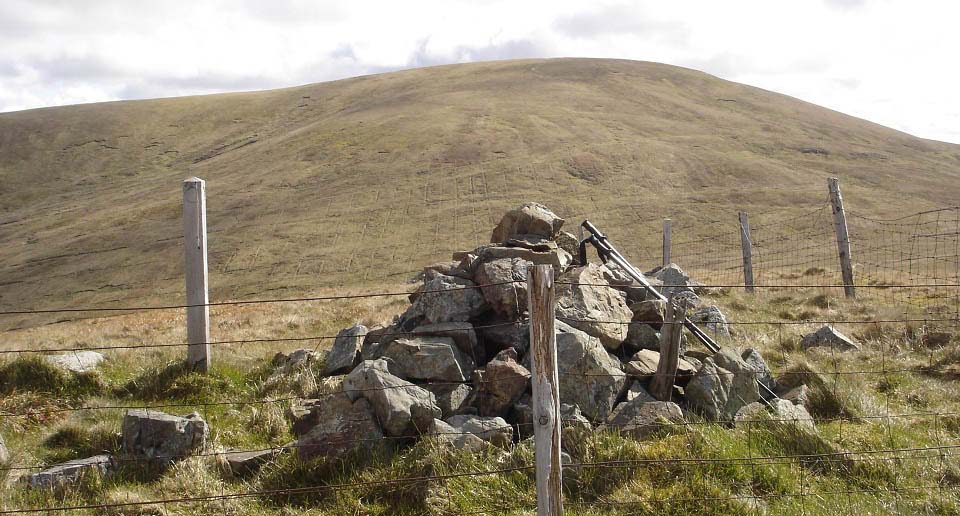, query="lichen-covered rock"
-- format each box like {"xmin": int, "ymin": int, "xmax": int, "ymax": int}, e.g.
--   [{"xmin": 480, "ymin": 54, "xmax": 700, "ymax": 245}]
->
[
  {"xmin": 553, "ymin": 231, "xmax": 580, "ymax": 261},
  {"xmin": 800, "ymin": 326, "xmax": 860, "ymax": 352},
  {"xmin": 445, "ymin": 415, "xmax": 513, "ymax": 448},
  {"xmin": 475, "ymin": 257, "xmax": 531, "ymax": 317},
  {"xmin": 429, "ymin": 419, "xmax": 488, "ymax": 452},
  {"xmin": 685, "ymin": 350, "xmax": 760, "ymax": 421},
  {"xmin": 555, "ymin": 321, "xmax": 627, "ymax": 422},
  {"xmin": 605, "ymin": 400, "xmax": 683, "ymax": 438},
  {"xmin": 343, "ymin": 359, "xmax": 441, "ymax": 437},
  {"xmin": 424, "ymin": 383, "xmax": 472, "ymax": 419},
  {"xmin": 556, "ymin": 264, "xmax": 633, "ymax": 349},
  {"xmin": 653, "ymin": 264, "xmax": 703, "ymax": 301},
  {"xmin": 491, "ymin": 203, "xmax": 564, "ymax": 243},
  {"xmin": 629, "ymin": 299, "xmax": 666, "ymax": 330},
  {"xmin": 475, "ymin": 245, "xmax": 572, "ymax": 272},
  {"xmin": 690, "ymin": 305, "xmax": 730, "ymax": 337},
  {"xmin": 294, "ymin": 393, "xmax": 384, "ymax": 460},
  {"xmin": 741, "ymin": 348, "xmax": 776, "ymax": 393},
  {"xmin": 121, "ymin": 410, "xmax": 208, "ymax": 463},
  {"xmin": 403, "ymin": 275, "xmax": 487, "ymax": 325},
  {"xmin": 380, "ymin": 336, "xmax": 475, "ymax": 382},
  {"xmin": 324, "ymin": 324, "xmax": 367, "ymax": 376}
]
